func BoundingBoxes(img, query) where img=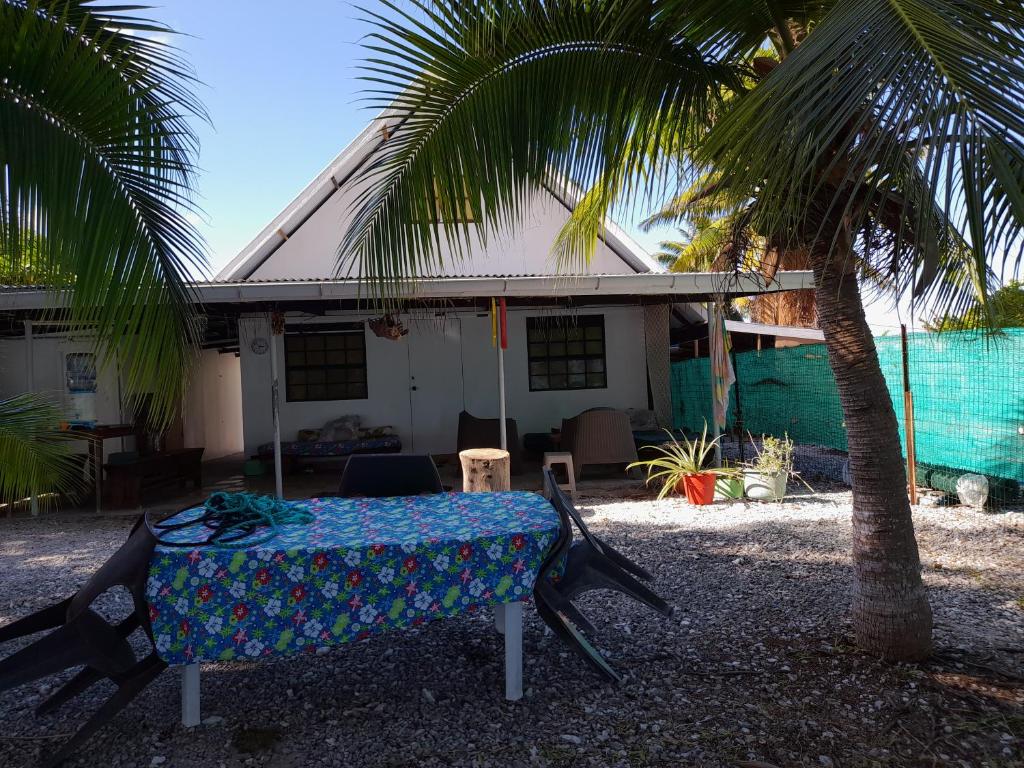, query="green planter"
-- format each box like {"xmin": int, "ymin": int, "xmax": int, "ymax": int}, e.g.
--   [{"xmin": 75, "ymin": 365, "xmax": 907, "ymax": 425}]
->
[{"xmin": 714, "ymin": 475, "xmax": 743, "ymax": 500}]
